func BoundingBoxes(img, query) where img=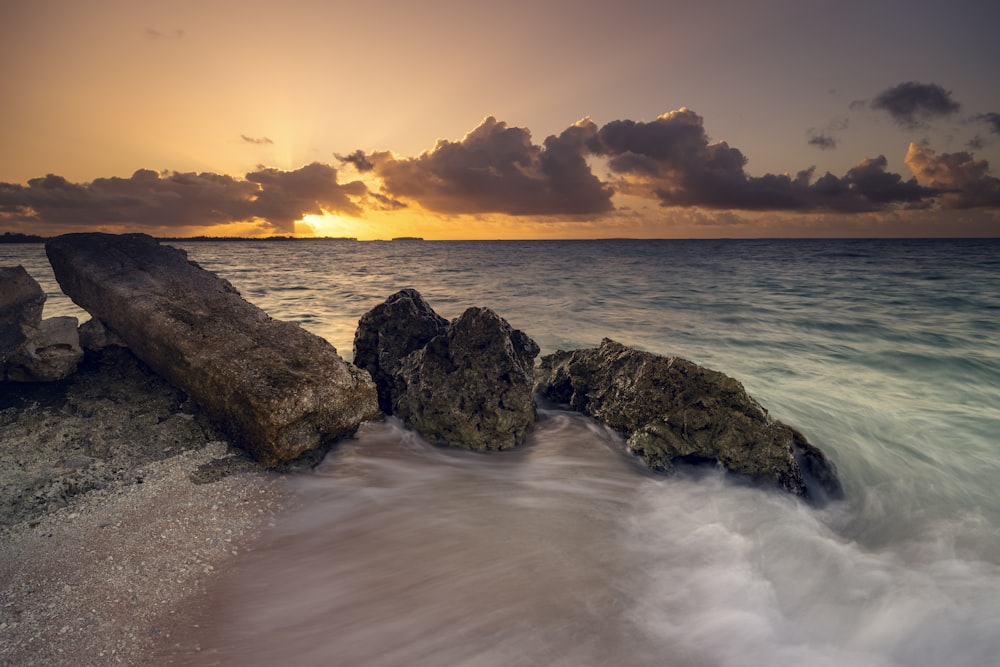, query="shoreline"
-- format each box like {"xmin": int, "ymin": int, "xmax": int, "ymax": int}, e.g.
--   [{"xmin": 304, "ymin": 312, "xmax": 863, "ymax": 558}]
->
[{"xmin": 0, "ymin": 348, "xmax": 293, "ymax": 665}]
